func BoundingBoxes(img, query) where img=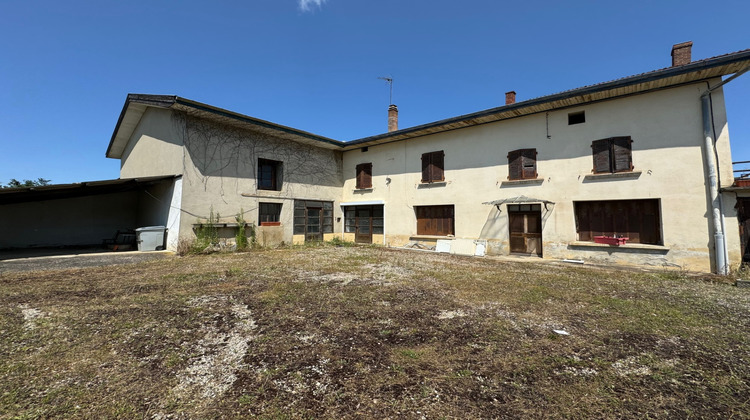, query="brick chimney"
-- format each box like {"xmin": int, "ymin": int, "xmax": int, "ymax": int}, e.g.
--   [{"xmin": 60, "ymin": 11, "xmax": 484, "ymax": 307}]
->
[
  {"xmin": 388, "ymin": 104, "xmax": 398, "ymax": 132},
  {"xmin": 671, "ymin": 41, "xmax": 693, "ymax": 67},
  {"xmin": 505, "ymin": 91, "xmax": 516, "ymax": 105}
]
